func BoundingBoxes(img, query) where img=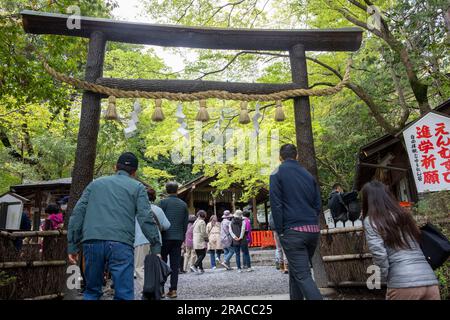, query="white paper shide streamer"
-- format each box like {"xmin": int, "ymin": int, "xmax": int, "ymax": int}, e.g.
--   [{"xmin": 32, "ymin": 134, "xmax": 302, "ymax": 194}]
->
[
  {"xmin": 124, "ymin": 99, "xmax": 141, "ymax": 138},
  {"xmin": 252, "ymin": 102, "xmax": 262, "ymax": 137},
  {"xmin": 176, "ymin": 102, "xmax": 189, "ymax": 139},
  {"xmin": 214, "ymin": 101, "xmax": 226, "ymax": 130}
]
